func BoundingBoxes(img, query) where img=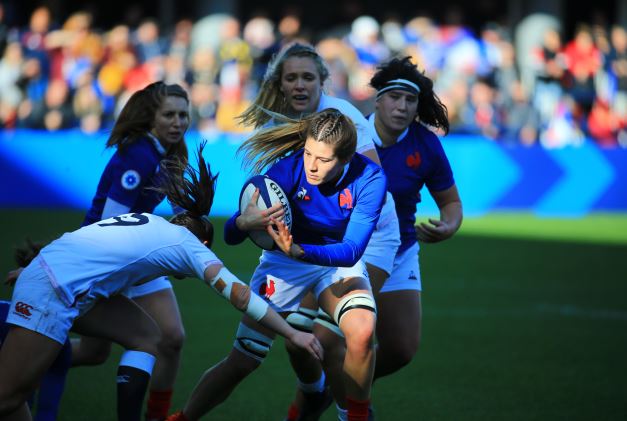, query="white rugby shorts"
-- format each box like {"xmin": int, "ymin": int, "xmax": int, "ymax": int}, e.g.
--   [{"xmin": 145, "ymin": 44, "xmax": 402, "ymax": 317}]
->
[
  {"xmin": 379, "ymin": 242, "xmax": 422, "ymax": 293},
  {"xmin": 125, "ymin": 276, "xmax": 173, "ymax": 299},
  {"xmin": 362, "ymin": 194, "xmax": 400, "ymax": 275},
  {"xmin": 6, "ymin": 257, "xmax": 79, "ymax": 344},
  {"xmin": 250, "ymin": 250, "xmax": 369, "ymax": 313}
]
